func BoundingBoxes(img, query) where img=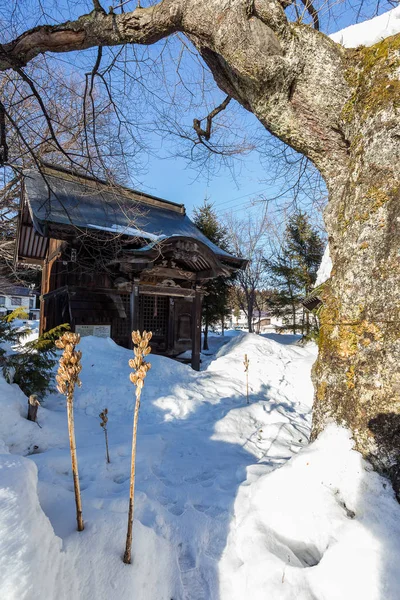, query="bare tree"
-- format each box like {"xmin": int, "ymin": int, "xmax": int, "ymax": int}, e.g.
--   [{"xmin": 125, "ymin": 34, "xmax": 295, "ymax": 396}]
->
[
  {"xmin": 0, "ymin": 63, "xmax": 144, "ymax": 285},
  {"xmin": 225, "ymin": 210, "xmax": 268, "ymax": 333},
  {"xmin": 0, "ymin": 0, "xmax": 399, "ymax": 495}
]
